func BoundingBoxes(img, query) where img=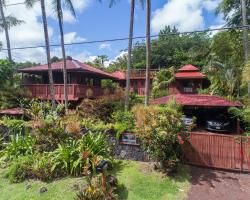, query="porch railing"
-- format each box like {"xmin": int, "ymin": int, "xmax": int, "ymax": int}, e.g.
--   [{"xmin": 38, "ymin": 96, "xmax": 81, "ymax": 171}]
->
[{"xmin": 23, "ymin": 84, "xmax": 103, "ymax": 101}]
